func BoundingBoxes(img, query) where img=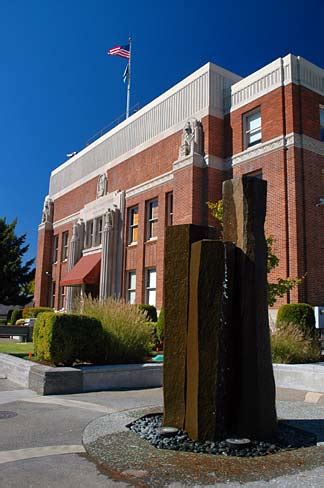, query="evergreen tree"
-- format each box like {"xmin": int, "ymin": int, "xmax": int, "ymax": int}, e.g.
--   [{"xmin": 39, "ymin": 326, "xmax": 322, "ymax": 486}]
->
[{"xmin": 0, "ymin": 218, "xmax": 34, "ymax": 305}]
